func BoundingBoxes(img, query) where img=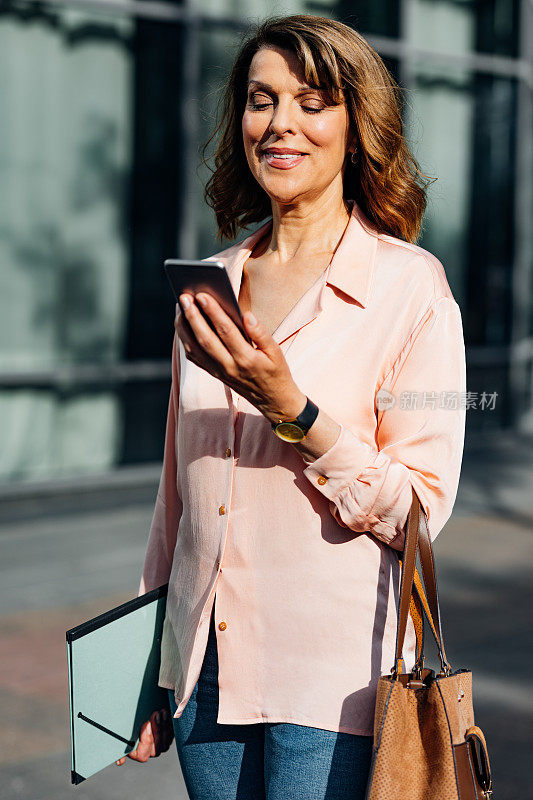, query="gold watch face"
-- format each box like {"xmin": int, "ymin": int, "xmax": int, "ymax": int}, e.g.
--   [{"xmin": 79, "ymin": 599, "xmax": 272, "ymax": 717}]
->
[{"xmin": 274, "ymin": 421, "xmax": 305, "ymax": 442}]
